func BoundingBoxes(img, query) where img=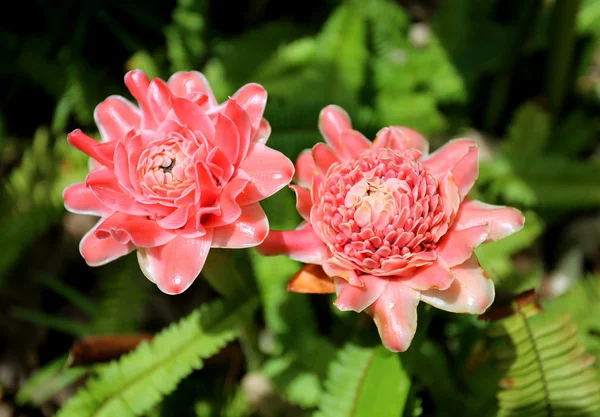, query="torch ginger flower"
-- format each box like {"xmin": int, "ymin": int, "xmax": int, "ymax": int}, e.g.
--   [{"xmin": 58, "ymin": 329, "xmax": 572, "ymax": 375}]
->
[
  {"xmin": 259, "ymin": 105, "xmax": 524, "ymax": 352},
  {"xmin": 63, "ymin": 70, "xmax": 293, "ymax": 294}
]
